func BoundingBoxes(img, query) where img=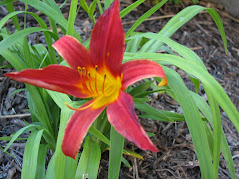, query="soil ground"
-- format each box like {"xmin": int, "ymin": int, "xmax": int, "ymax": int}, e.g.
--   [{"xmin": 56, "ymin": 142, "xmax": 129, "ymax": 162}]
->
[{"xmin": 0, "ymin": 0, "xmax": 239, "ymax": 178}]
